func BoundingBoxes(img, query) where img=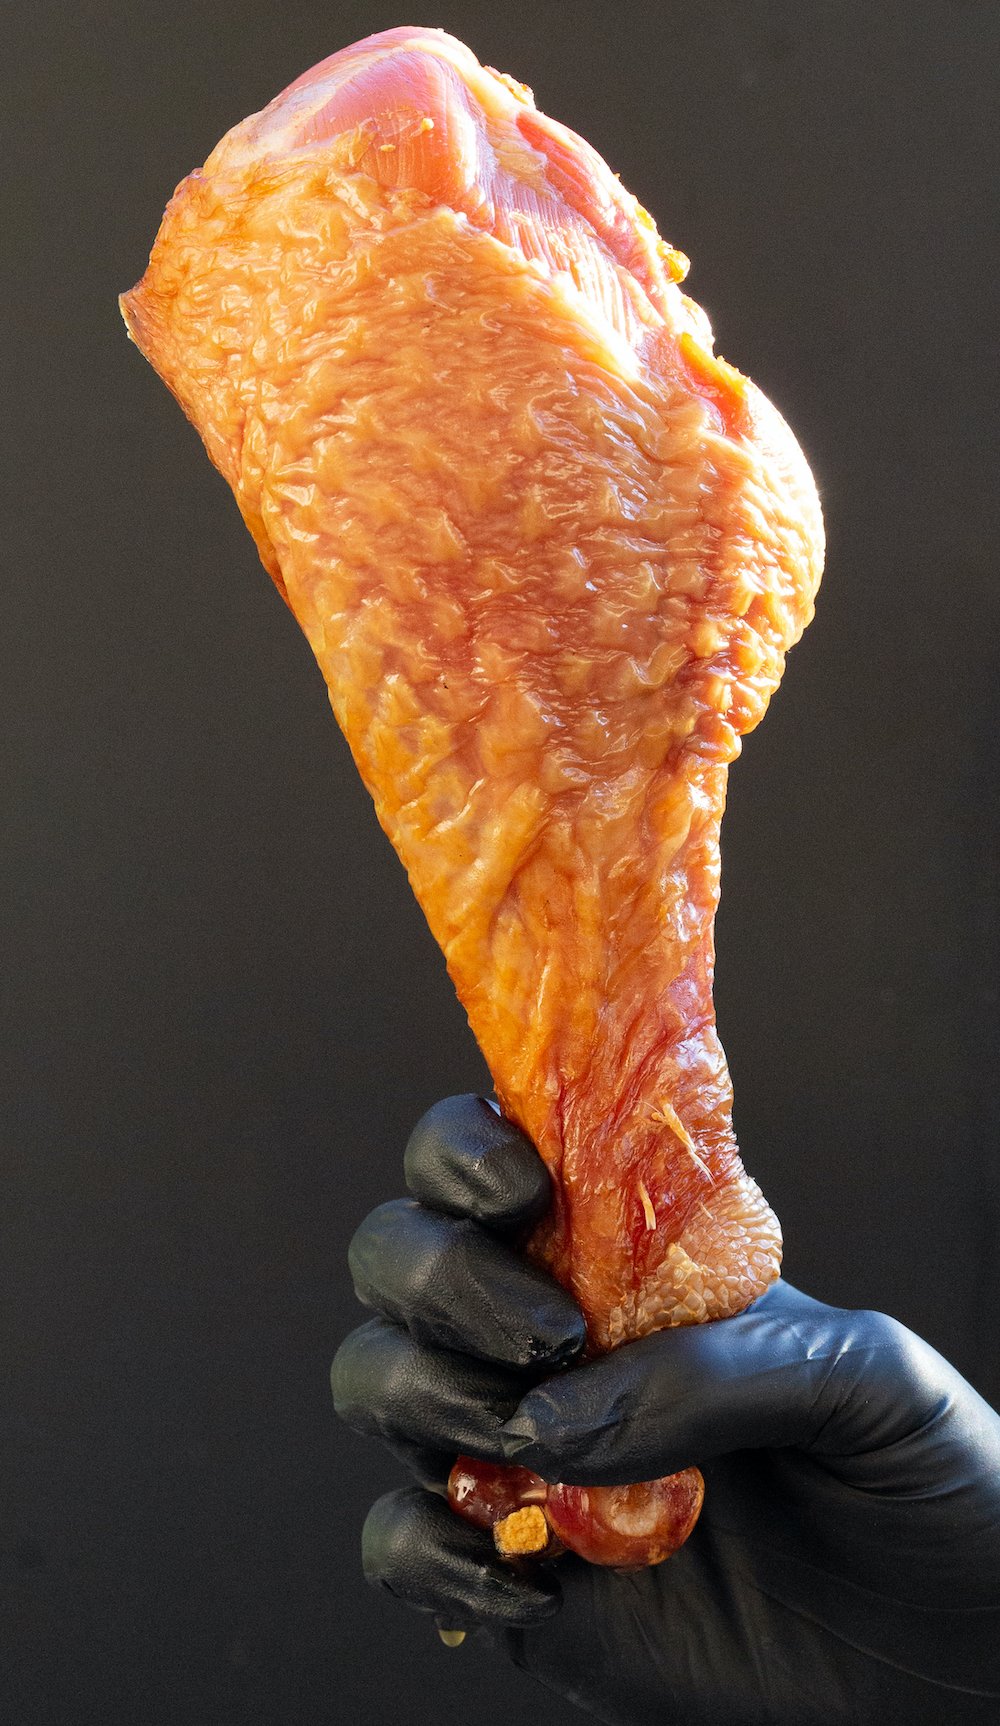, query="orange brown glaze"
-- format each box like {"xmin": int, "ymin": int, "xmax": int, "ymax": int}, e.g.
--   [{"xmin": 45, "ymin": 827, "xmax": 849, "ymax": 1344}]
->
[{"xmin": 120, "ymin": 28, "xmax": 823, "ymax": 1356}]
